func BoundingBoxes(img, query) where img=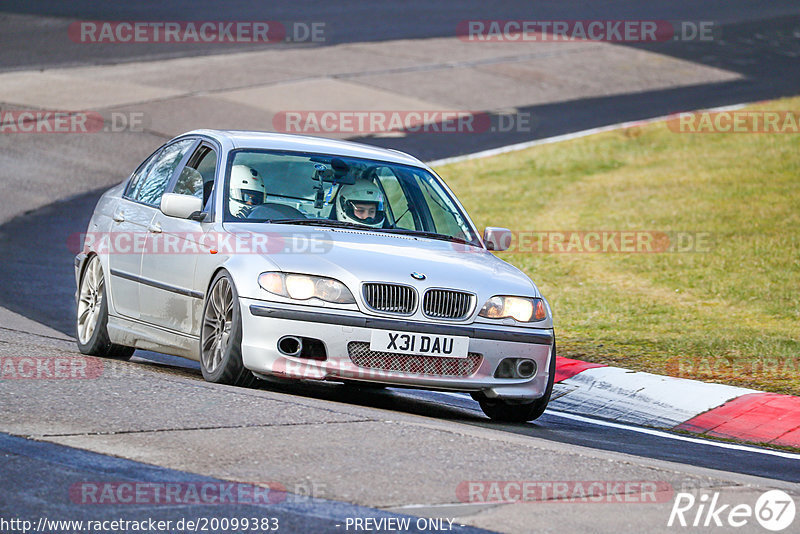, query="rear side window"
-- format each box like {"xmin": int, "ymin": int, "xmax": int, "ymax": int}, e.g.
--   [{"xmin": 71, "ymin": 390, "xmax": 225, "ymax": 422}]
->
[{"xmin": 128, "ymin": 139, "xmax": 195, "ymax": 206}]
